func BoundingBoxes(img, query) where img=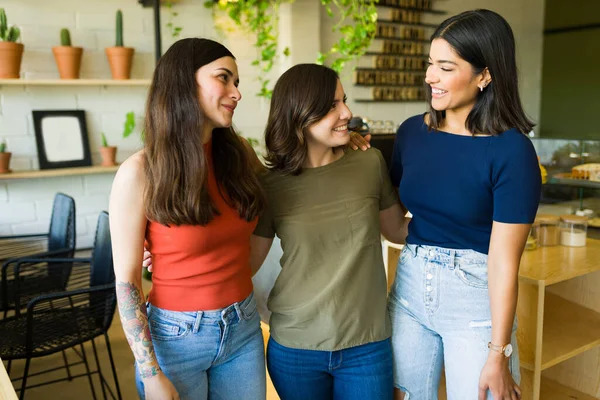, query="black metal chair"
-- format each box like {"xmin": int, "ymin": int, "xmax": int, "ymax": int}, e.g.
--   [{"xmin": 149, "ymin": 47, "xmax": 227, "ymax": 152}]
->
[
  {"xmin": 1, "ymin": 192, "xmax": 76, "ymax": 316},
  {"xmin": 0, "ymin": 211, "xmax": 122, "ymax": 400}
]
